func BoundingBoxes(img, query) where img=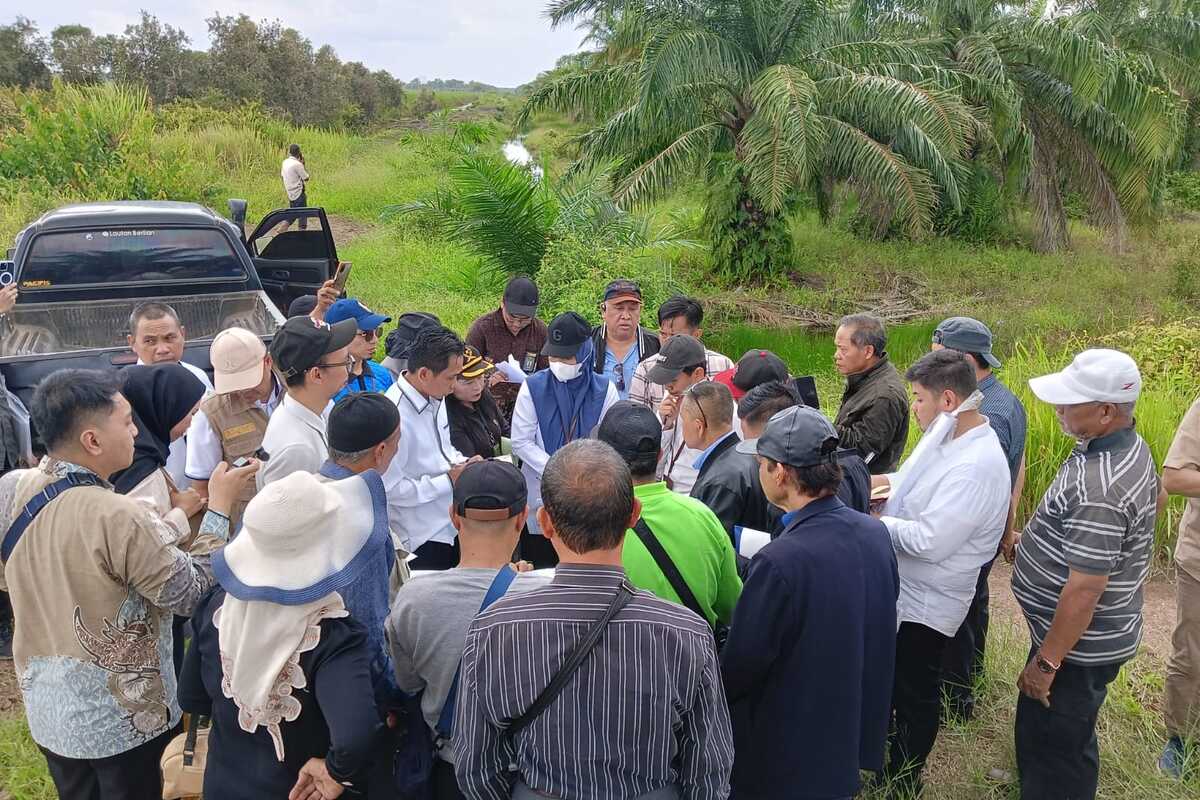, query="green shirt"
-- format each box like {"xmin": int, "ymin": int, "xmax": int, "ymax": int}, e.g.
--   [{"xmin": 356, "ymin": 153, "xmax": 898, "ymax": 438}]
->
[{"xmin": 622, "ymin": 481, "xmax": 742, "ymax": 625}]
